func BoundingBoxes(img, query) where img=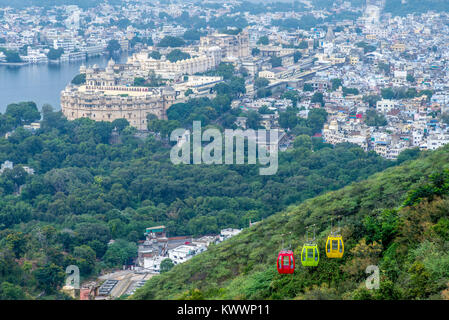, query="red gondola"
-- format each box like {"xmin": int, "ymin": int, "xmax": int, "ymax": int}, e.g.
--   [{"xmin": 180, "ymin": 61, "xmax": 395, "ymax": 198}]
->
[{"xmin": 277, "ymin": 250, "xmax": 295, "ymax": 274}]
